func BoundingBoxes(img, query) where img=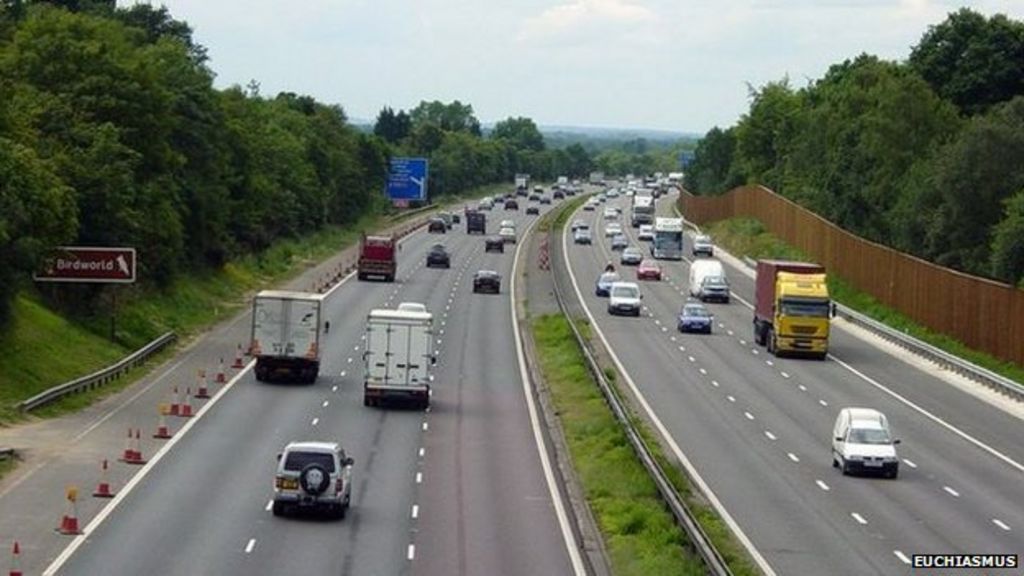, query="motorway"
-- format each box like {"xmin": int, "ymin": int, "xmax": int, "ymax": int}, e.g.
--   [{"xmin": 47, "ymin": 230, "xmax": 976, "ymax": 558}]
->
[
  {"xmin": 560, "ymin": 191, "xmax": 1024, "ymax": 575},
  {"xmin": 40, "ymin": 200, "xmax": 580, "ymax": 575}
]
